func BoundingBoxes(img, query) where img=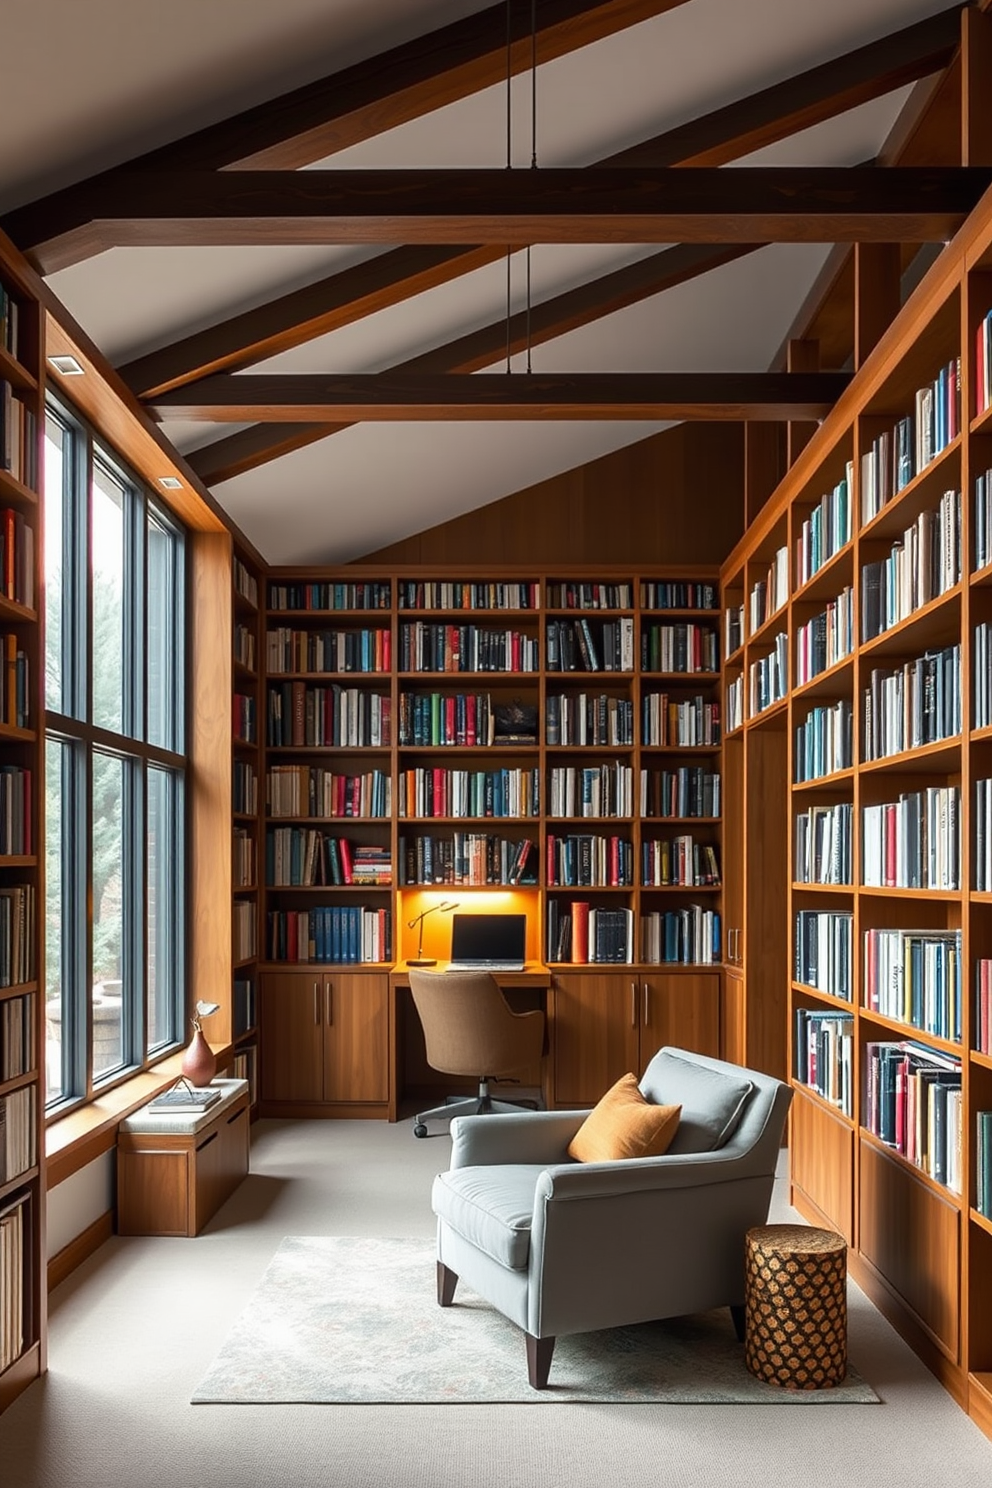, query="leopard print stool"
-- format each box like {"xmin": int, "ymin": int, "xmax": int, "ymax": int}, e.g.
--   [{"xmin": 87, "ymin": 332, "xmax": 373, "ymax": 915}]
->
[{"xmin": 744, "ymin": 1224, "xmax": 847, "ymax": 1389}]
